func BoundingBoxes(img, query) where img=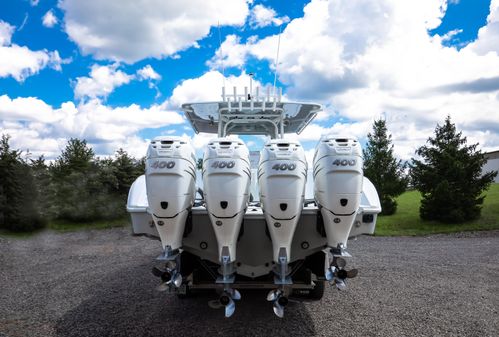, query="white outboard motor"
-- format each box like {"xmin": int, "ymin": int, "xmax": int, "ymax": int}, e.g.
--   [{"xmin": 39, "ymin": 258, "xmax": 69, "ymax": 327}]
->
[
  {"xmin": 313, "ymin": 136, "xmax": 363, "ymax": 253},
  {"xmin": 203, "ymin": 138, "xmax": 250, "ymax": 272},
  {"xmin": 258, "ymin": 140, "xmax": 307, "ymax": 283},
  {"xmin": 145, "ymin": 136, "xmax": 197, "ymax": 257}
]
